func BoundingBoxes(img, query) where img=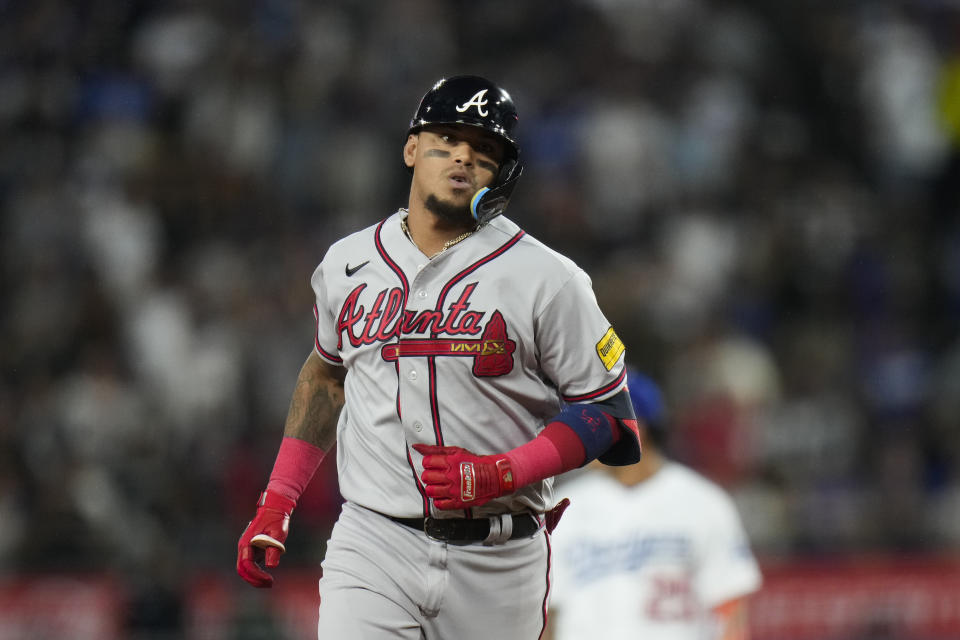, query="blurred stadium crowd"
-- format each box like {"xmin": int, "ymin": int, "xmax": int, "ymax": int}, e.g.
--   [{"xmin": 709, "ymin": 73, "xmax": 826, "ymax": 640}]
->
[{"xmin": 2, "ymin": 0, "xmax": 960, "ymax": 635}]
